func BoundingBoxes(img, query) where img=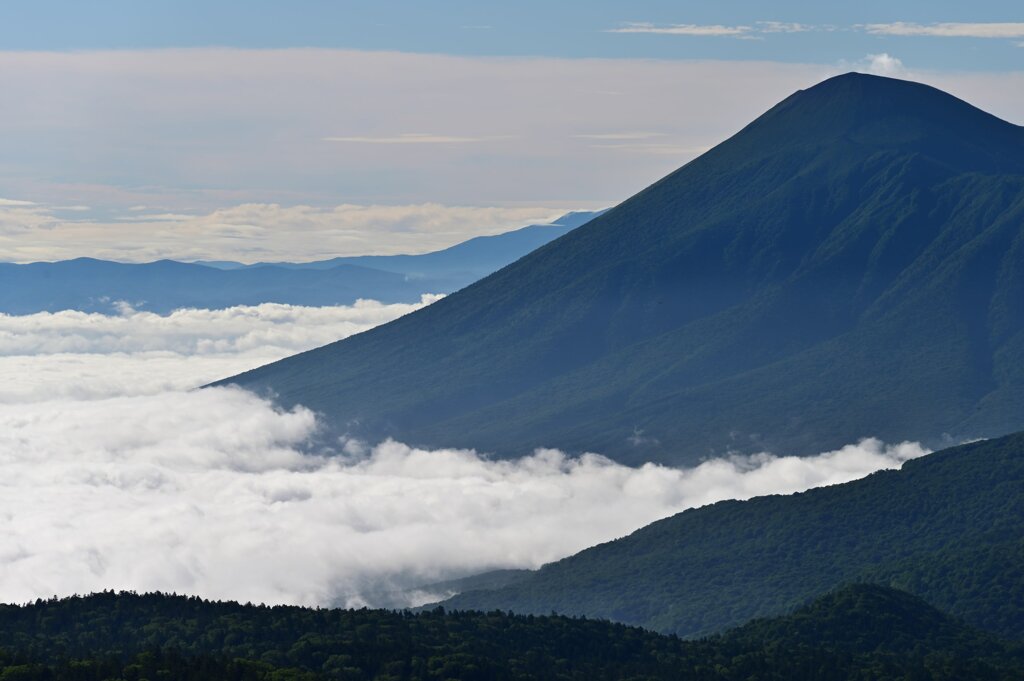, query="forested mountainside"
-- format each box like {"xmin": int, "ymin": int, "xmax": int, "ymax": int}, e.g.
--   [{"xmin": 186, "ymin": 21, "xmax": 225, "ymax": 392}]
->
[
  {"xmin": 1, "ymin": 584, "xmax": 1021, "ymax": 680},
  {"xmin": 442, "ymin": 432, "xmax": 1024, "ymax": 639}
]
